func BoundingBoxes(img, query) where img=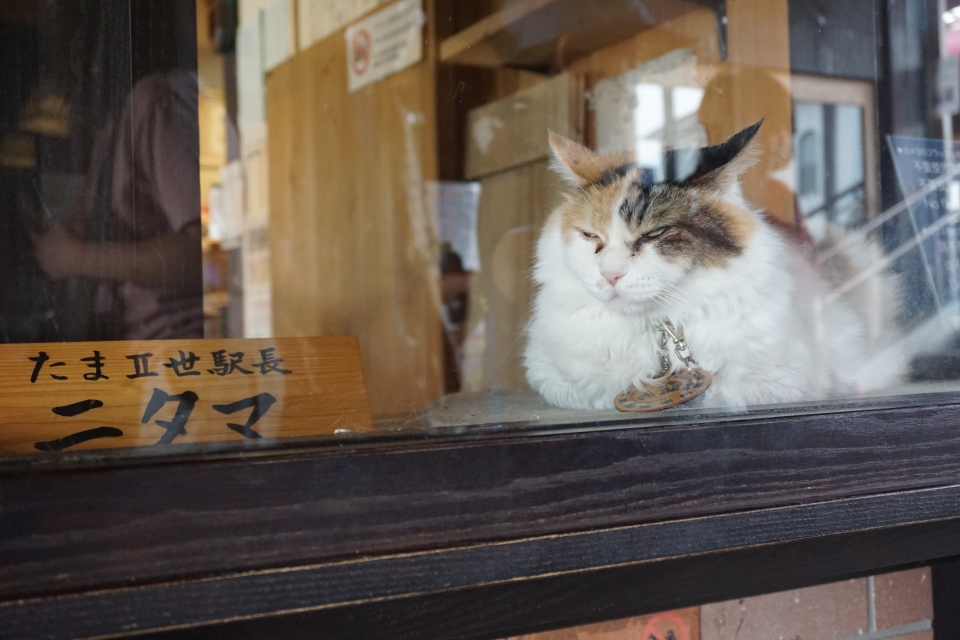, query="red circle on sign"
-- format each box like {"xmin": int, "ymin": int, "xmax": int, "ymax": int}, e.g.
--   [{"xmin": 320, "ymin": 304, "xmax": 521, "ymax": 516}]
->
[
  {"xmin": 351, "ymin": 29, "xmax": 372, "ymax": 76},
  {"xmin": 640, "ymin": 612, "xmax": 690, "ymax": 640}
]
